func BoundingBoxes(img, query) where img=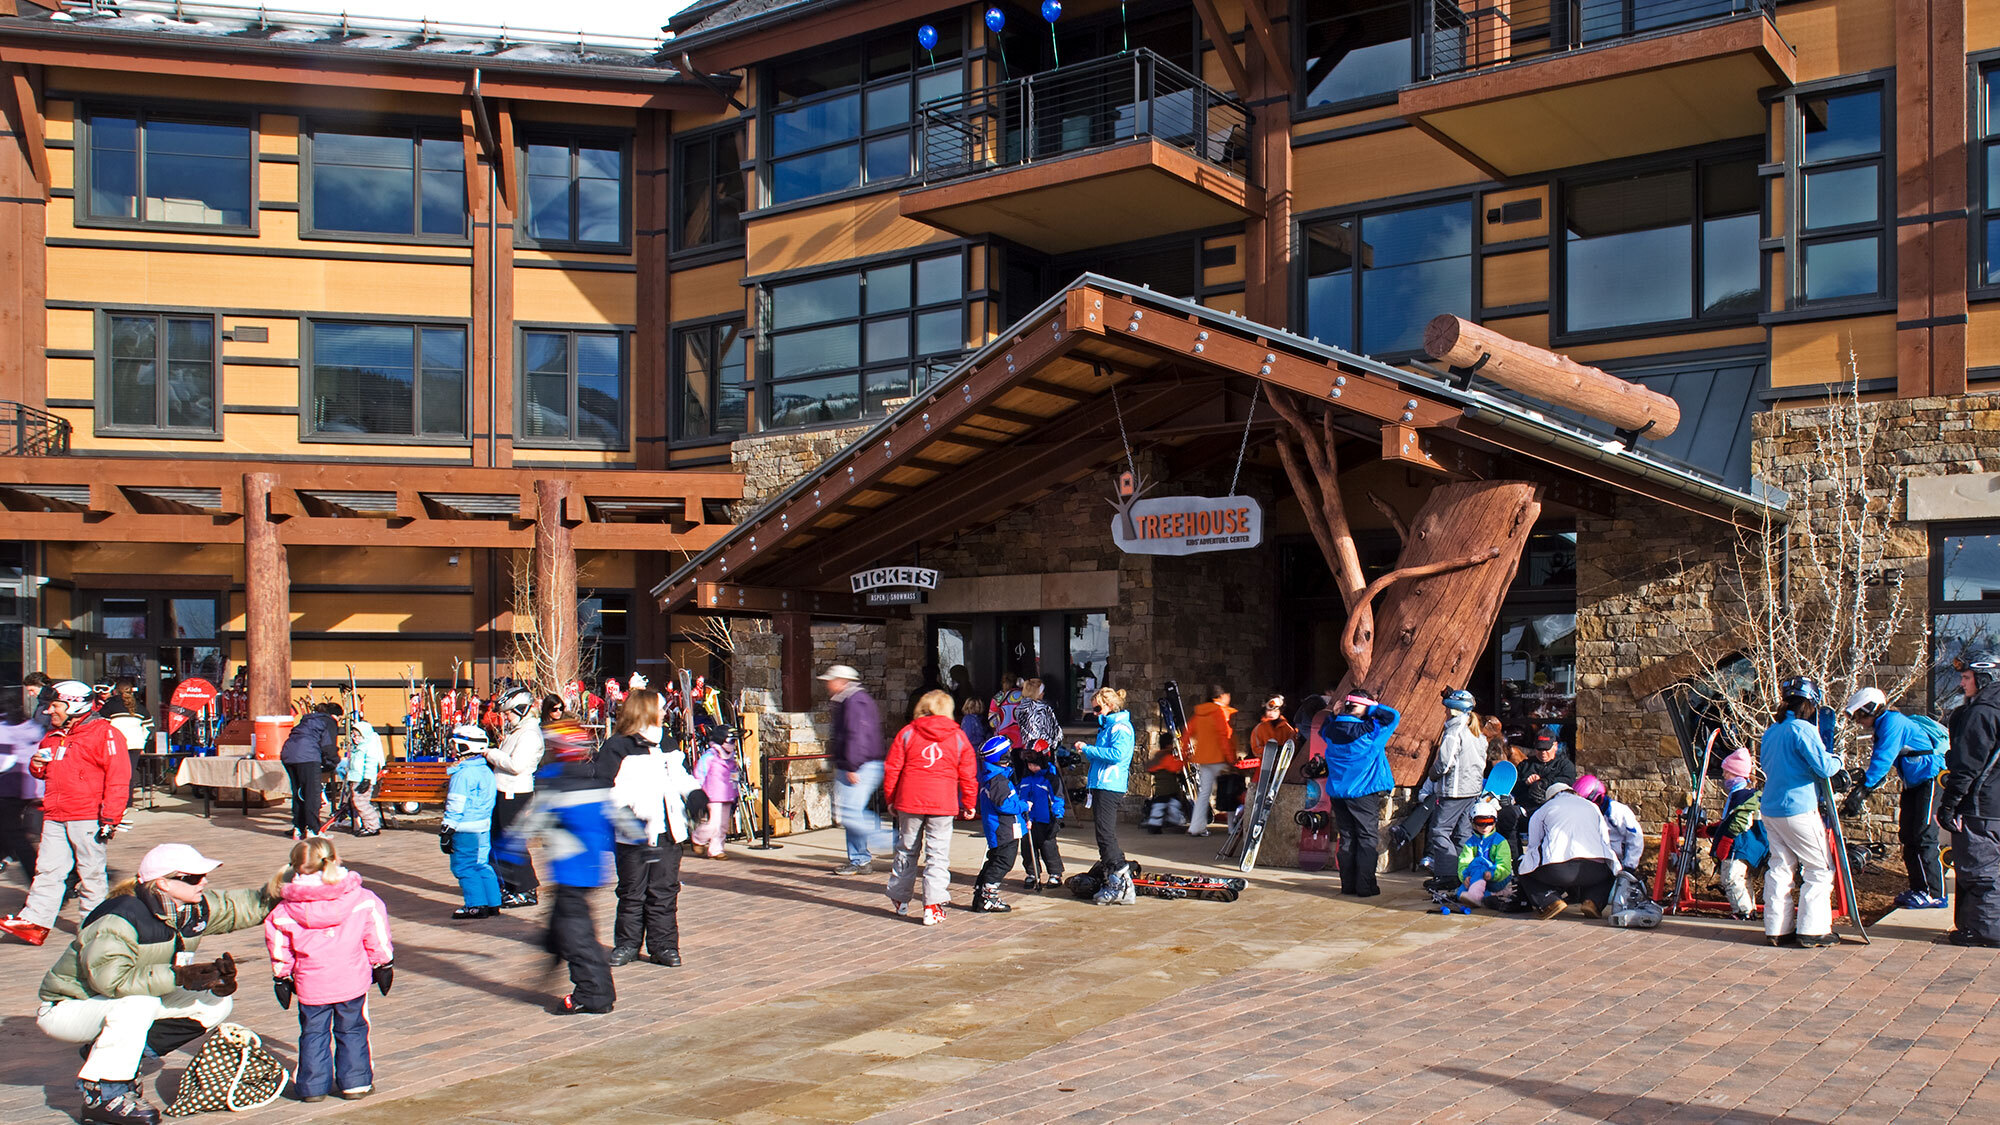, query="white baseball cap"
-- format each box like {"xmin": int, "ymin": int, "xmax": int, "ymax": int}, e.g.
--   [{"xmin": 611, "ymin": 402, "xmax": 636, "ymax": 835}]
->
[
  {"xmin": 818, "ymin": 665, "xmax": 861, "ymax": 682},
  {"xmin": 137, "ymin": 843, "xmax": 224, "ymax": 884}
]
